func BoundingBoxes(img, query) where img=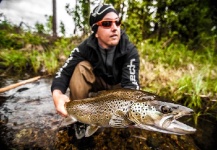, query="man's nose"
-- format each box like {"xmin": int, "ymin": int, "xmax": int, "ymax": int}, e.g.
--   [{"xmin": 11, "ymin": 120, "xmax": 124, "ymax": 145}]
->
[{"xmin": 111, "ymin": 22, "xmax": 118, "ymax": 30}]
